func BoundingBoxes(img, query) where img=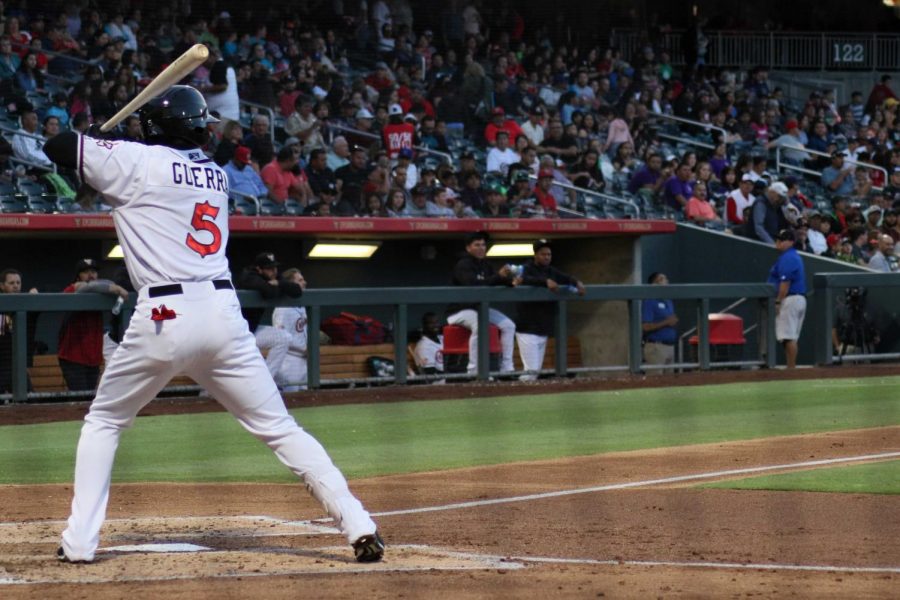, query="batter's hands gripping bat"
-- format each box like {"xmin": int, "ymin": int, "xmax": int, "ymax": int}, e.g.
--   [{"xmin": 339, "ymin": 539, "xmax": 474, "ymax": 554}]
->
[{"xmin": 99, "ymin": 44, "xmax": 209, "ymax": 133}]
